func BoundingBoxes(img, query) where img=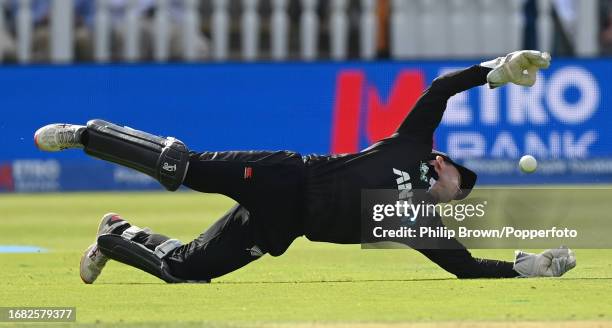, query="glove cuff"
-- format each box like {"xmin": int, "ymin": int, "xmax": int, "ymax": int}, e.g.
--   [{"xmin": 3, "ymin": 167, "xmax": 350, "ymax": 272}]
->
[
  {"xmin": 480, "ymin": 57, "xmax": 503, "ymax": 69},
  {"xmin": 481, "ymin": 57, "xmax": 509, "ymax": 89},
  {"xmin": 512, "ymin": 250, "xmax": 535, "ymax": 277}
]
